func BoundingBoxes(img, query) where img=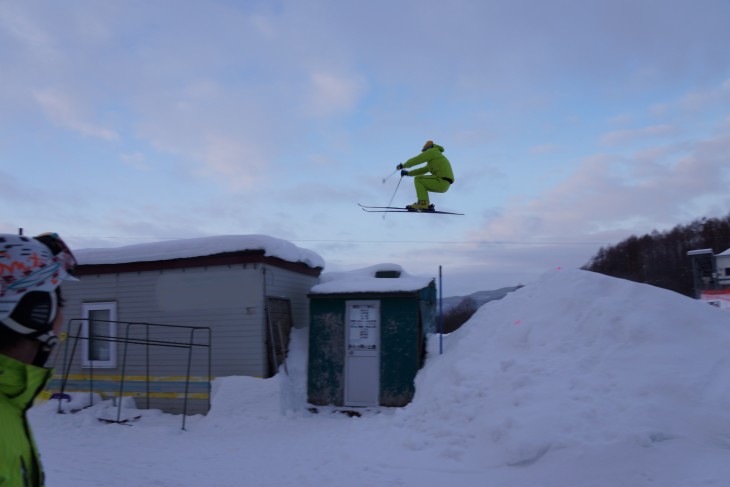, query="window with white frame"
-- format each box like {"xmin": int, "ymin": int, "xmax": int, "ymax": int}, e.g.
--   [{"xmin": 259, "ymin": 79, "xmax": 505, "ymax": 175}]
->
[{"xmin": 81, "ymin": 302, "xmax": 117, "ymax": 368}]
